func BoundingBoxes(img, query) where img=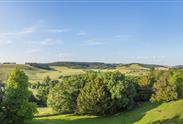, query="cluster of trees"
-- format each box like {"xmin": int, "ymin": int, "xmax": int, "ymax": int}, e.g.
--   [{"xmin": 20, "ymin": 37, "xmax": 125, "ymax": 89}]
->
[
  {"xmin": 47, "ymin": 72, "xmax": 137, "ymax": 115},
  {"xmin": 0, "ymin": 69, "xmax": 37, "ymax": 124},
  {"xmin": 47, "ymin": 69, "xmax": 183, "ymax": 115},
  {"xmin": 25, "ymin": 63, "xmax": 52, "ymax": 70},
  {"xmin": 49, "ymin": 62, "xmax": 116, "ymax": 69},
  {"xmin": 29, "ymin": 76, "xmax": 59, "ymax": 106}
]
